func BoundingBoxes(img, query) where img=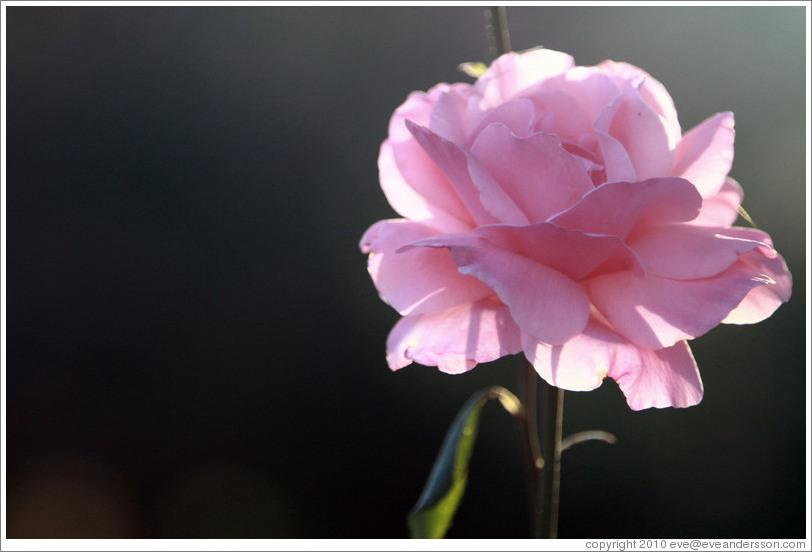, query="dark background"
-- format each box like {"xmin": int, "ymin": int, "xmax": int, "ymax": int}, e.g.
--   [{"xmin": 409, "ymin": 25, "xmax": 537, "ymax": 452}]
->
[{"xmin": 5, "ymin": 6, "xmax": 807, "ymax": 539}]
